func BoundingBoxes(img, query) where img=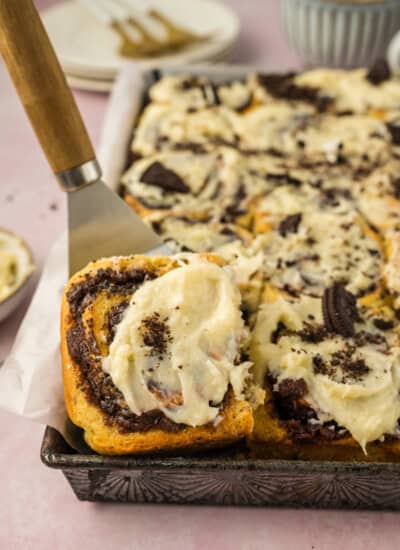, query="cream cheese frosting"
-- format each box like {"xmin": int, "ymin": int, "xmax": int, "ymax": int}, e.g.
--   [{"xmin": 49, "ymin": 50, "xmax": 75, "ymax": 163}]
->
[
  {"xmin": 255, "ymin": 183, "xmax": 382, "ymax": 297},
  {"xmin": 103, "ymin": 258, "xmax": 251, "ymax": 427},
  {"xmin": 120, "ymin": 66, "xmax": 400, "ymax": 450},
  {"xmin": 251, "ymin": 292, "xmax": 400, "ymax": 450}
]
